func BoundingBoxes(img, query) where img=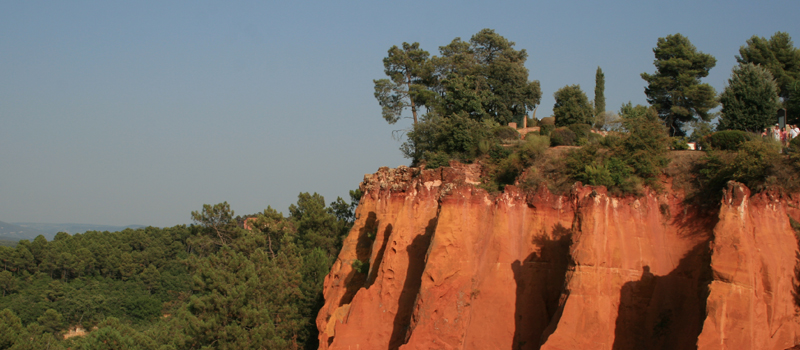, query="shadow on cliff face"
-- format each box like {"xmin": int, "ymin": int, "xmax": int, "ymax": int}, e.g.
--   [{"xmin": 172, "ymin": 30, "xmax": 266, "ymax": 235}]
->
[
  {"xmin": 672, "ymin": 202, "xmax": 719, "ymax": 241},
  {"xmin": 794, "ymin": 251, "xmax": 800, "ymax": 310},
  {"xmin": 790, "ymin": 216, "xmax": 800, "ymax": 310},
  {"xmin": 512, "ymin": 223, "xmax": 572, "ymax": 350},
  {"xmin": 366, "ymin": 224, "xmax": 393, "ymax": 288},
  {"xmin": 611, "ymin": 242, "xmax": 711, "ymax": 350},
  {"xmin": 389, "ymin": 216, "xmax": 437, "ymax": 350},
  {"xmin": 339, "ymin": 212, "xmax": 378, "ymax": 307}
]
